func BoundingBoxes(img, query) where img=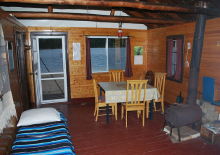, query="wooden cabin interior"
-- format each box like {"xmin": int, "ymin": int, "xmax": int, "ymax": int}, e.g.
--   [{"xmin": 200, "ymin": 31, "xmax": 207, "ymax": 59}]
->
[{"xmin": 1, "ymin": 0, "xmax": 220, "ymax": 154}]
